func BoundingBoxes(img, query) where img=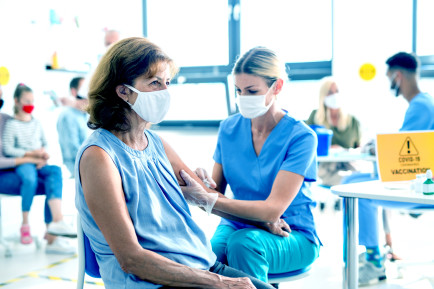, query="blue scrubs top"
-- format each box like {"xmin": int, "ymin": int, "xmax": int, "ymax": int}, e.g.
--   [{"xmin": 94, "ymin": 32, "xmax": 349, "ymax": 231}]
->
[
  {"xmin": 213, "ymin": 112, "xmax": 321, "ymax": 246},
  {"xmin": 400, "ymin": 92, "xmax": 434, "ymax": 131},
  {"xmin": 76, "ymin": 129, "xmax": 216, "ymax": 289}
]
